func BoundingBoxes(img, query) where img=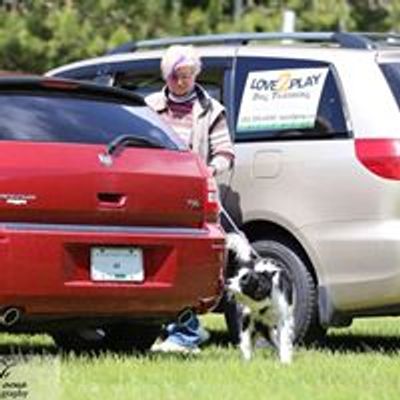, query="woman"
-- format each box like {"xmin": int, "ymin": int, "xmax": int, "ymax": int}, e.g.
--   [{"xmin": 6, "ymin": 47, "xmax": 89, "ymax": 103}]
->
[{"xmin": 146, "ymin": 44, "xmax": 235, "ymax": 353}]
